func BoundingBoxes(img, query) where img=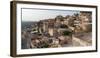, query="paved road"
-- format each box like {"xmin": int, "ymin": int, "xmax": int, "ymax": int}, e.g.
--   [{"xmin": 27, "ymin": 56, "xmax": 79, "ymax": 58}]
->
[
  {"xmin": 72, "ymin": 37, "xmax": 91, "ymax": 46},
  {"xmin": 72, "ymin": 33, "xmax": 92, "ymax": 46}
]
